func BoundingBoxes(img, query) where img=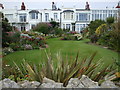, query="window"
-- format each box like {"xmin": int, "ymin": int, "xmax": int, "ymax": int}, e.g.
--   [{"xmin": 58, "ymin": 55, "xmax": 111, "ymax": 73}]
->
[
  {"xmin": 19, "ymin": 14, "xmax": 26, "ymax": 22},
  {"xmin": 76, "ymin": 24, "xmax": 79, "ymax": 31},
  {"xmin": 64, "ymin": 12, "xmax": 73, "ymax": 20},
  {"xmin": 66, "ymin": 24, "xmax": 70, "ymax": 30},
  {"xmin": 31, "ymin": 24, "xmax": 35, "ymax": 29},
  {"xmin": 21, "ymin": 25, "xmax": 26, "ymax": 31},
  {"xmin": 54, "ymin": 13, "xmax": 58, "ymax": 21},
  {"xmin": 95, "ymin": 14, "xmax": 99, "ymax": 20},
  {"xmin": 31, "ymin": 13, "xmax": 38, "ymax": 19},
  {"xmin": 76, "ymin": 13, "xmax": 88, "ymax": 21},
  {"xmin": 45, "ymin": 13, "xmax": 49, "ymax": 22},
  {"xmin": 100, "ymin": 14, "xmax": 102, "ymax": 20}
]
